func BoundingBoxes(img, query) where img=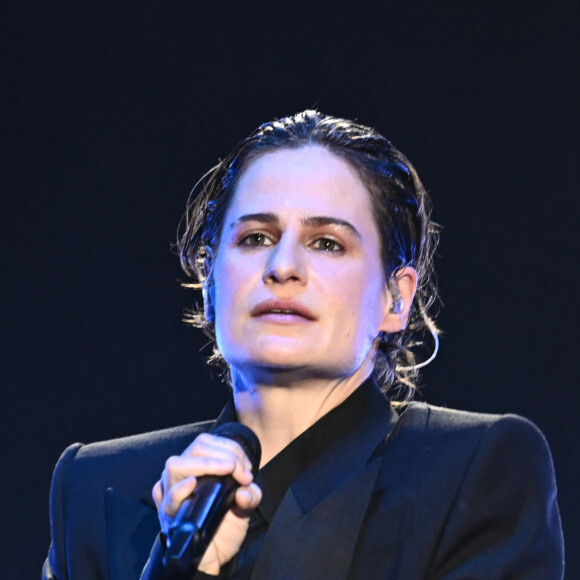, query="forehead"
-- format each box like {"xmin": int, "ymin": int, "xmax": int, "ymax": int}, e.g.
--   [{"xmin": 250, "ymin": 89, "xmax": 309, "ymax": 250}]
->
[{"xmin": 228, "ymin": 146, "xmax": 375, "ymax": 221}]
